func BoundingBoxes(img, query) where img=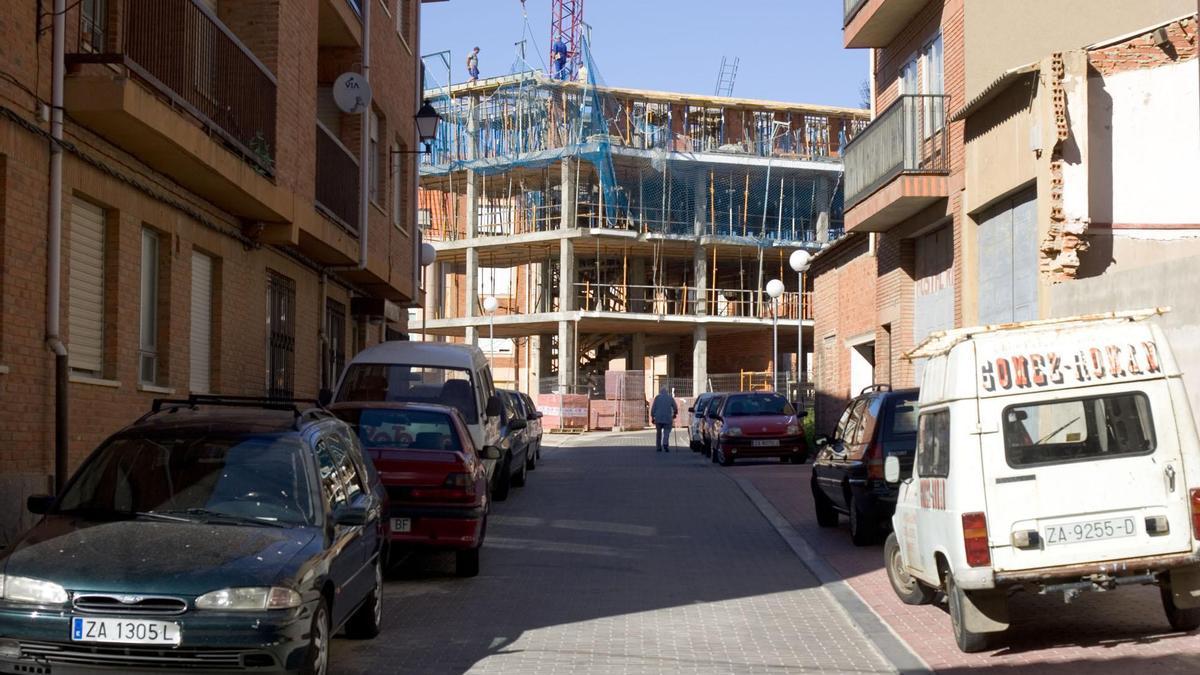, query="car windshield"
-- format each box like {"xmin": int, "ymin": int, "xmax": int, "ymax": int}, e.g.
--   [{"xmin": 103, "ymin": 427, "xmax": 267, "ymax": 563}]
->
[
  {"xmin": 724, "ymin": 395, "xmax": 794, "ymax": 417},
  {"xmin": 353, "ymin": 409, "xmax": 464, "ymax": 452},
  {"xmin": 55, "ymin": 433, "xmax": 316, "ymax": 526},
  {"xmin": 338, "ymin": 364, "xmax": 478, "ymax": 421}
]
